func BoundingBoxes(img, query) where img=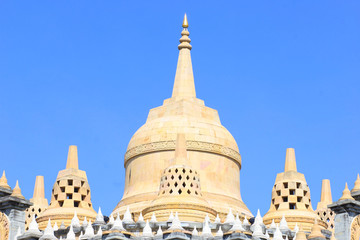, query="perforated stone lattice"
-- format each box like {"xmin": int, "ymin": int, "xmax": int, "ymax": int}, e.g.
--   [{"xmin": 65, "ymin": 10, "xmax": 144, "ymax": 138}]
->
[
  {"xmin": 159, "ymin": 165, "xmax": 201, "ymax": 196},
  {"xmin": 50, "ymin": 176, "xmax": 92, "ymax": 209},
  {"xmin": 316, "ymin": 208, "xmax": 335, "ymax": 230},
  {"xmin": 25, "ymin": 205, "xmax": 47, "ymax": 230},
  {"xmin": 270, "ymin": 181, "xmax": 312, "ymax": 211}
]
